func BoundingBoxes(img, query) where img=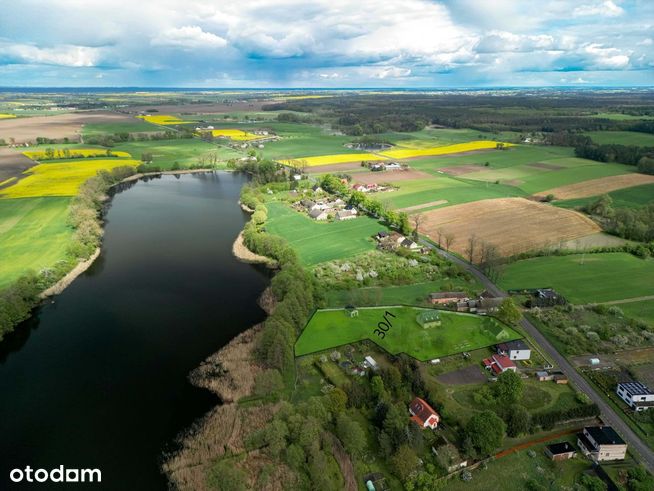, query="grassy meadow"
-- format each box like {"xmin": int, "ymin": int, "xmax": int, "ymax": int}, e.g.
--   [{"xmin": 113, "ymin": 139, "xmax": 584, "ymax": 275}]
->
[
  {"xmin": 264, "ymin": 202, "xmax": 384, "ymax": 265},
  {"xmin": 584, "ymin": 130, "xmax": 654, "ymax": 146},
  {"xmin": 113, "ymin": 139, "xmax": 240, "ymax": 169},
  {"xmin": 500, "ymin": 253, "xmax": 654, "ymax": 304},
  {"xmin": 556, "ymin": 182, "xmax": 654, "ymax": 209},
  {"xmin": 295, "ymin": 306, "xmax": 521, "ymax": 360},
  {"xmin": 81, "ymin": 119, "xmax": 162, "ymax": 136},
  {"xmin": 0, "ymin": 197, "xmax": 73, "ymax": 288}
]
